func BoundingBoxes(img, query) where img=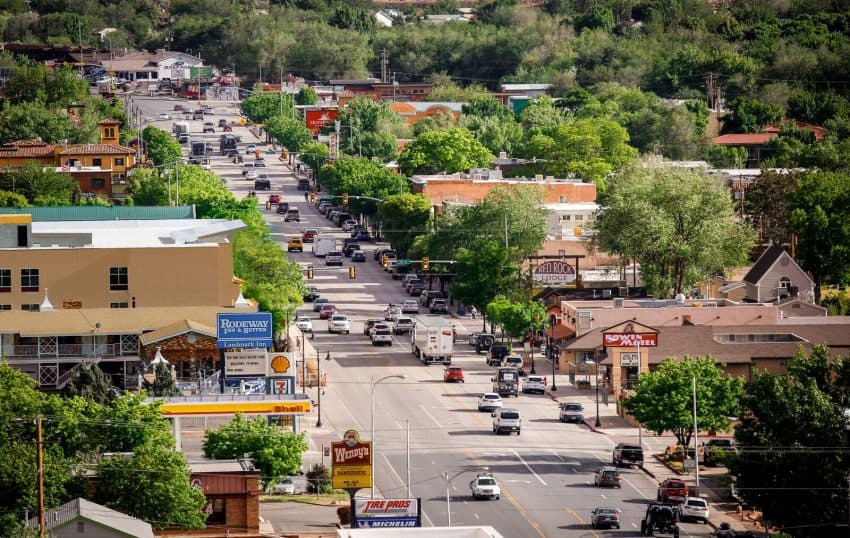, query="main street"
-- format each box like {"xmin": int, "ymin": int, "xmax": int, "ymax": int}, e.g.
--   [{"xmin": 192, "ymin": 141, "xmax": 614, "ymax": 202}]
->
[{"xmin": 134, "ymin": 95, "xmax": 714, "ymax": 537}]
